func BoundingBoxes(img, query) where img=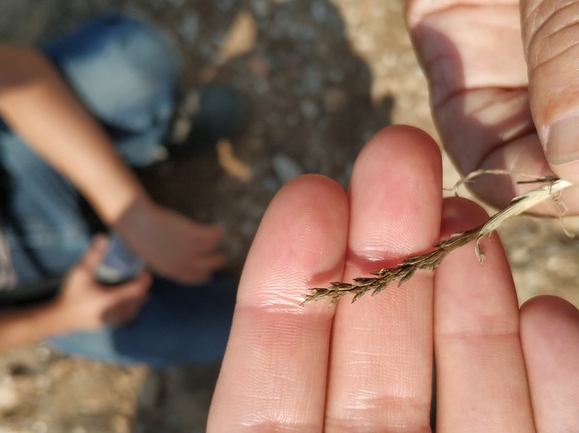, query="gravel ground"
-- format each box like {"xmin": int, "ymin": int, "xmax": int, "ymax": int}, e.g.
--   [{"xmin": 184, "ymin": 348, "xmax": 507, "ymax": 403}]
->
[{"xmin": 0, "ymin": 1, "xmax": 578, "ymax": 432}]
